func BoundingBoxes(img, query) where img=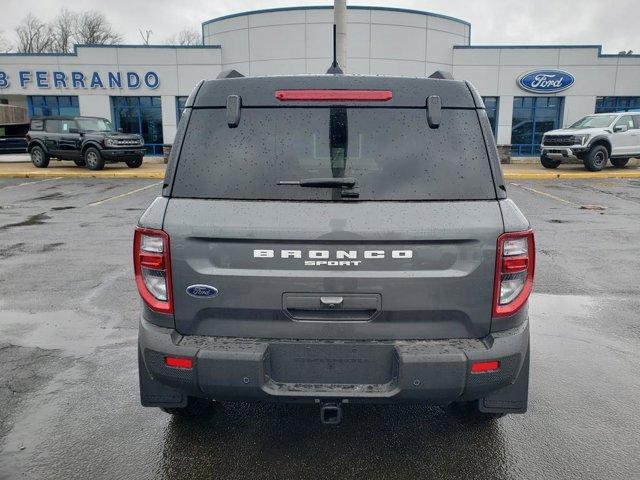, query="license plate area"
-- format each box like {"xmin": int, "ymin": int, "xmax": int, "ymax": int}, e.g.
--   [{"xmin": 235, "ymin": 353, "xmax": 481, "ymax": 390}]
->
[{"xmin": 265, "ymin": 342, "xmax": 397, "ymax": 386}]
